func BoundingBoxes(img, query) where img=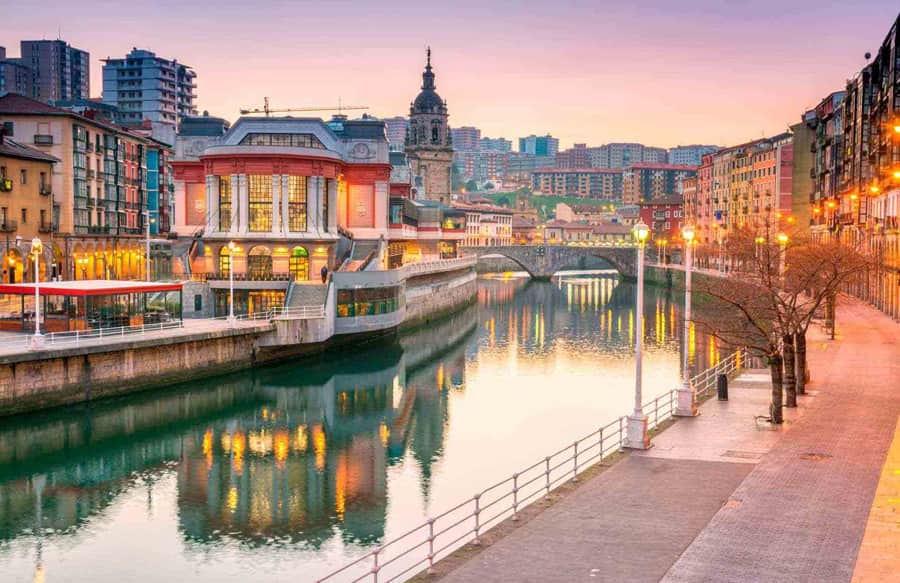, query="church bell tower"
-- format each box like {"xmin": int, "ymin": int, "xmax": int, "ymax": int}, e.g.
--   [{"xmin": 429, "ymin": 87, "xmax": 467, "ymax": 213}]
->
[{"xmin": 405, "ymin": 48, "xmax": 454, "ymax": 204}]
